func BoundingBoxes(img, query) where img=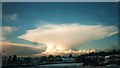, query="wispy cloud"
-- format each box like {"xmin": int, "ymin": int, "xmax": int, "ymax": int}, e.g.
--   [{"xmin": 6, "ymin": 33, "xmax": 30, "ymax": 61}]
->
[
  {"xmin": 3, "ymin": 13, "xmax": 17, "ymax": 22},
  {"xmin": 0, "ymin": 26, "xmax": 17, "ymax": 41},
  {"xmin": 19, "ymin": 23, "xmax": 118, "ymax": 53}
]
